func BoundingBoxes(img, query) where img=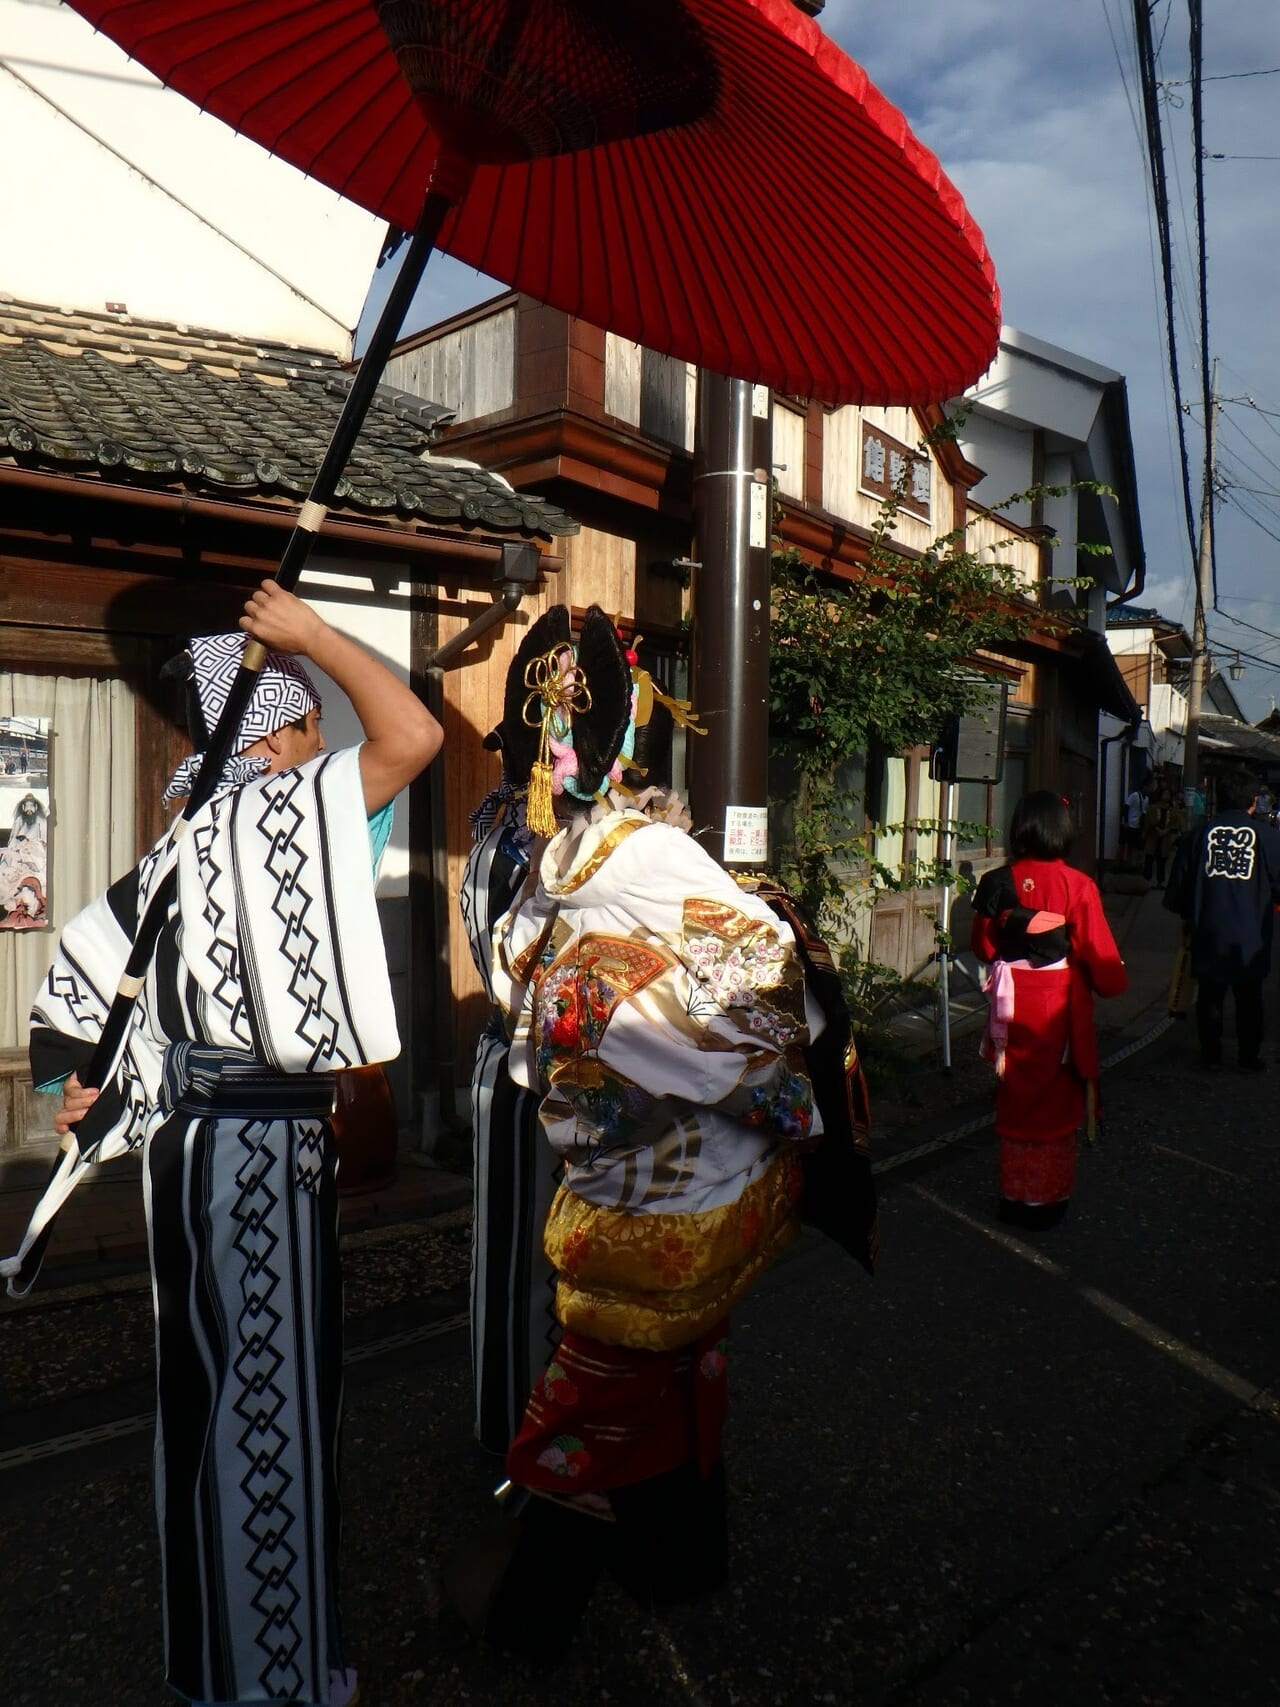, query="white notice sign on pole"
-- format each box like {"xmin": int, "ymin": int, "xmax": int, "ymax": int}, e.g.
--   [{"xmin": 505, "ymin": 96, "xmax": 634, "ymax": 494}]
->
[{"xmin": 723, "ymin": 804, "xmax": 769, "ymax": 864}]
